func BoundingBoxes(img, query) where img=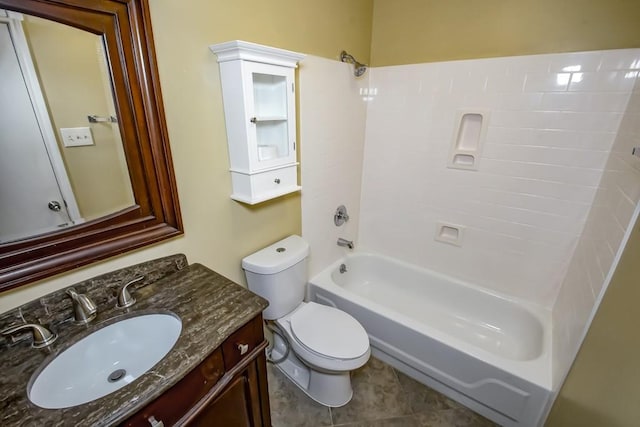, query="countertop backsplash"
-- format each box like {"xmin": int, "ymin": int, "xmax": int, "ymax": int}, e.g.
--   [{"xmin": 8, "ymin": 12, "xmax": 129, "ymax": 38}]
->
[{"xmin": 0, "ymin": 254, "xmax": 188, "ymax": 349}]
